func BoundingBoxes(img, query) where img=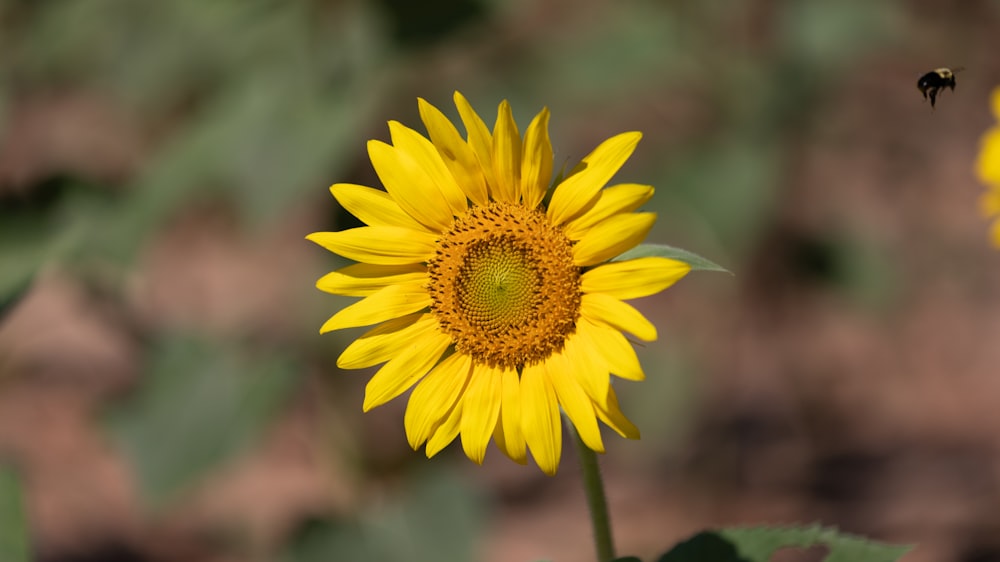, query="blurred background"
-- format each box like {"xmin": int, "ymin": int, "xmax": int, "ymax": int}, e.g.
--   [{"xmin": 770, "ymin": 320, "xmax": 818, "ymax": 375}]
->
[{"xmin": 1, "ymin": 0, "xmax": 1000, "ymax": 560}]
